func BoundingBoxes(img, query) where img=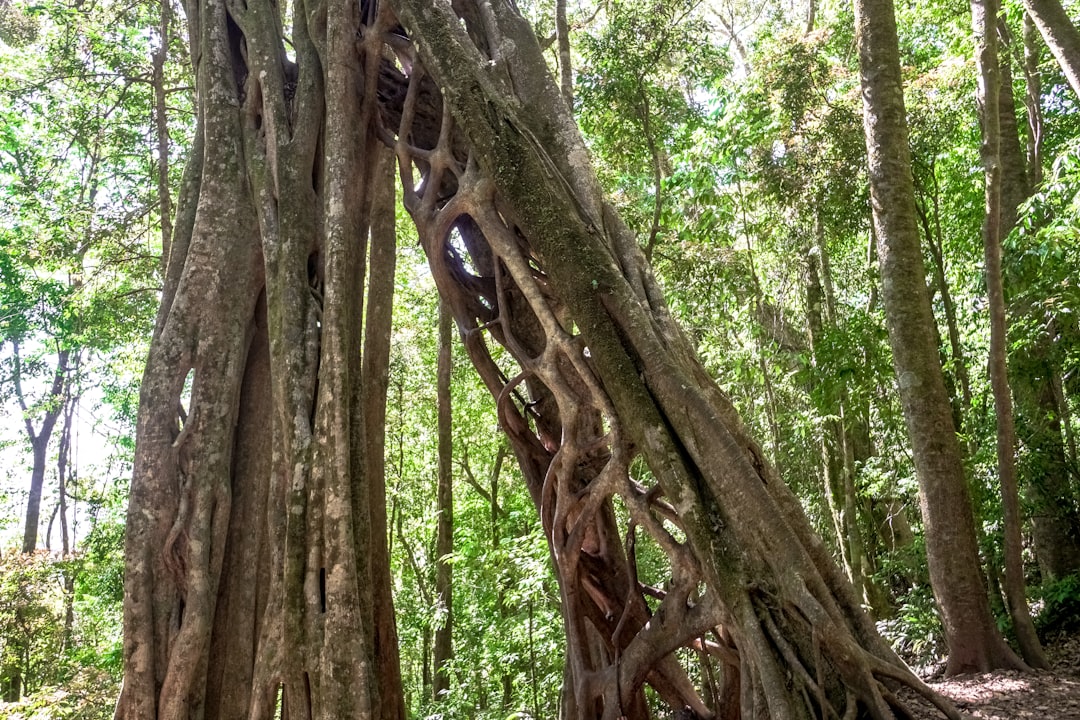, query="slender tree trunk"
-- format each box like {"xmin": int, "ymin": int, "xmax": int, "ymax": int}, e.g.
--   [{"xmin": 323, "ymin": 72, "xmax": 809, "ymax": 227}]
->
[
  {"xmin": 805, "ymin": 243, "xmax": 850, "ymax": 574},
  {"xmin": 1011, "ymin": 8, "xmax": 1080, "ymax": 583},
  {"xmin": 972, "ymin": 0, "xmax": 1048, "ymax": 669},
  {"xmin": 57, "ymin": 398, "xmax": 76, "ymax": 650},
  {"xmin": 1023, "ymin": 0, "xmax": 1080, "ymax": 98},
  {"xmin": 997, "ymin": 18, "xmax": 1031, "ymax": 229},
  {"xmin": 1054, "ymin": 368, "xmax": 1080, "ymax": 467},
  {"xmin": 152, "ymin": 0, "xmax": 173, "ymax": 270},
  {"xmin": 363, "ymin": 145, "xmax": 406, "ymax": 720},
  {"xmin": 1014, "ymin": 347, "xmax": 1080, "ymax": 580},
  {"xmin": 398, "ymin": 510, "xmax": 435, "ymax": 707},
  {"xmin": 916, "ymin": 192, "xmax": 973, "ymax": 434},
  {"xmin": 854, "ymin": 0, "xmax": 1026, "ymax": 676},
  {"xmin": 1024, "ymin": 13, "xmax": 1045, "ymax": 188},
  {"xmin": 483, "ymin": 446, "xmax": 514, "ymax": 712},
  {"xmin": 14, "ymin": 344, "xmax": 70, "ymax": 554},
  {"xmin": 556, "ymin": 0, "xmax": 573, "ymax": 108},
  {"xmin": 433, "ymin": 299, "xmax": 454, "ymax": 700}
]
